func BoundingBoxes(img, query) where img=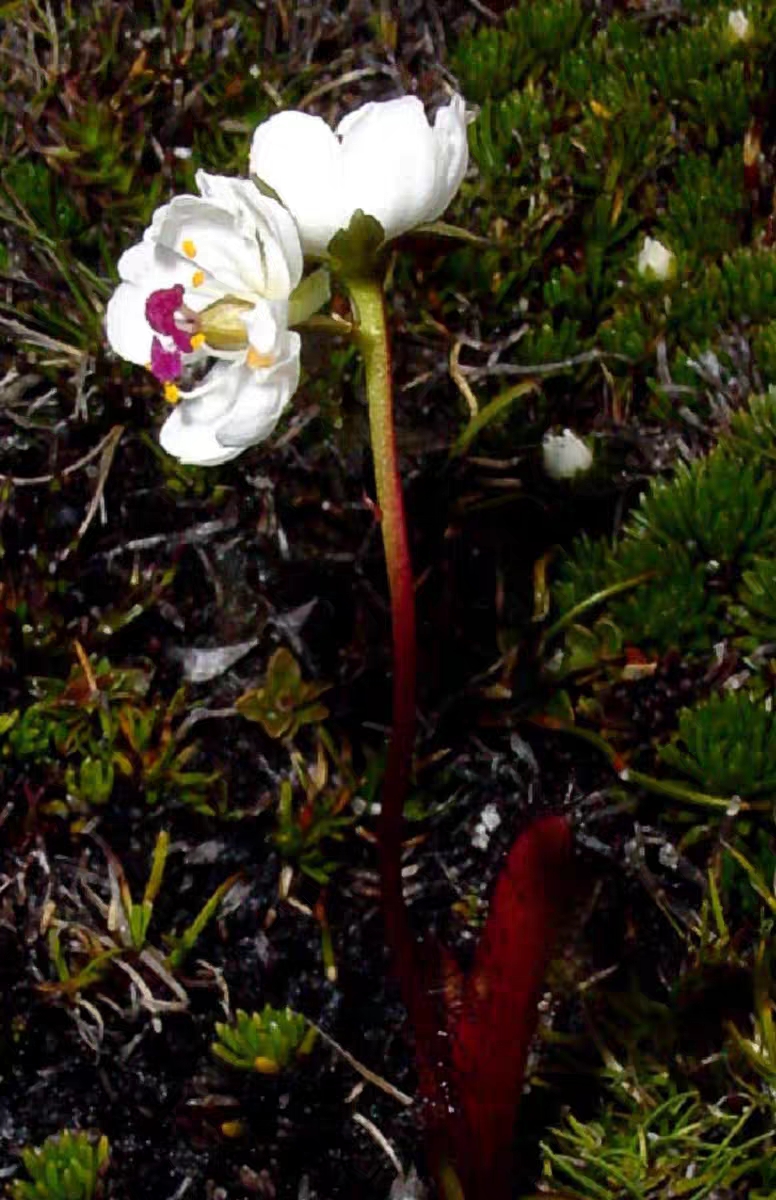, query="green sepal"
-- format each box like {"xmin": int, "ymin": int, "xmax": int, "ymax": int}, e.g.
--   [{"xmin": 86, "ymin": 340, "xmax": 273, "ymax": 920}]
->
[
  {"xmin": 288, "ymin": 267, "xmax": 331, "ymax": 327},
  {"xmin": 249, "ymin": 173, "xmax": 284, "ymax": 206},
  {"xmin": 327, "ymin": 209, "xmax": 386, "ymax": 282}
]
